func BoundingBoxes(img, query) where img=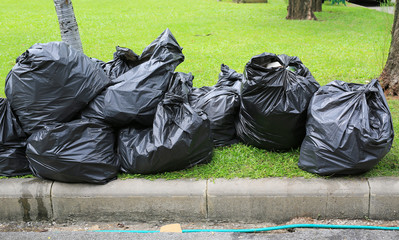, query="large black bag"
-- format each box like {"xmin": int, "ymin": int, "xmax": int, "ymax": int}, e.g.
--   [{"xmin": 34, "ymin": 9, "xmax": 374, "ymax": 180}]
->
[
  {"xmin": 0, "ymin": 98, "xmax": 31, "ymax": 177},
  {"xmin": 5, "ymin": 42, "xmax": 110, "ymax": 135},
  {"xmin": 26, "ymin": 120, "xmax": 119, "ymax": 184},
  {"xmin": 89, "ymin": 29, "xmax": 184, "ymax": 128},
  {"xmin": 236, "ymin": 52, "xmax": 320, "ymax": 151},
  {"xmin": 118, "ymin": 94, "xmax": 213, "ymax": 174},
  {"xmin": 298, "ymin": 79, "xmax": 394, "ymax": 176}
]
